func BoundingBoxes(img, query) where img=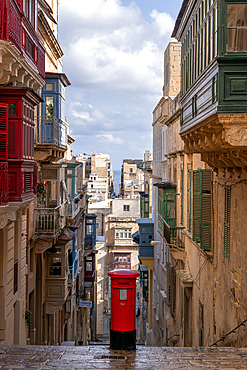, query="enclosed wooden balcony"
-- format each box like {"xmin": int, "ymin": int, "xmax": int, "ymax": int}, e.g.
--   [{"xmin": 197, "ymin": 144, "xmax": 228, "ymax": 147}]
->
[
  {"xmin": 0, "ymin": 162, "xmax": 8, "ymax": 206},
  {"xmin": 0, "ymin": 0, "xmax": 45, "ymax": 88},
  {"xmin": 34, "ymin": 116, "xmax": 67, "ymax": 162},
  {"xmin": 67, "ymin": 195, "xmax": 80, "ymax": 220}
]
